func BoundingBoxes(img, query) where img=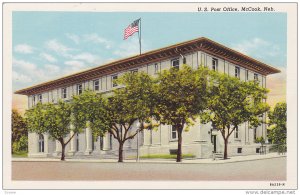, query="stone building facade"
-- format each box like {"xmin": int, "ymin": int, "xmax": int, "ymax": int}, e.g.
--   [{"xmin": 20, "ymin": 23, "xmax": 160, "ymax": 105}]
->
[{"xmin": 15, "ymin": 37, "xmax": 280, "ymax": 159}]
